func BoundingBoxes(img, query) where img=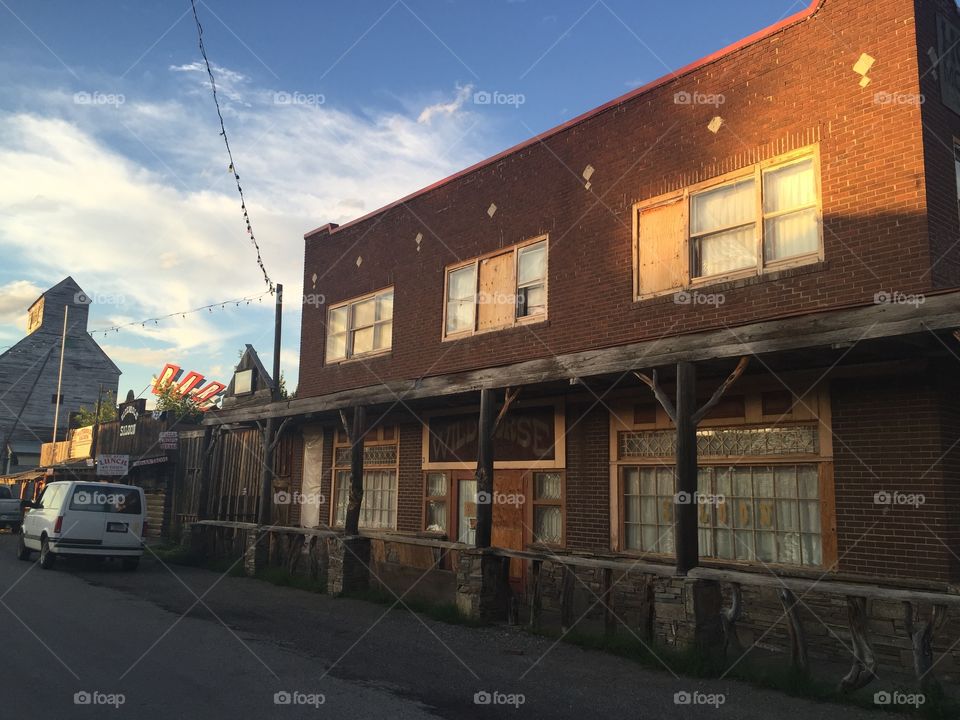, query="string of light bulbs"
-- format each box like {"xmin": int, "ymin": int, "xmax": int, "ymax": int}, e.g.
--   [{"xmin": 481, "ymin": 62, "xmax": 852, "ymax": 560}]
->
[
  {"xmin": 190, "ymin": 0, "xmax": 274, "ymax": 295},
  {"xmin": 90, "ymin": 289, "xmax": 273, "ymax": 337}
]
